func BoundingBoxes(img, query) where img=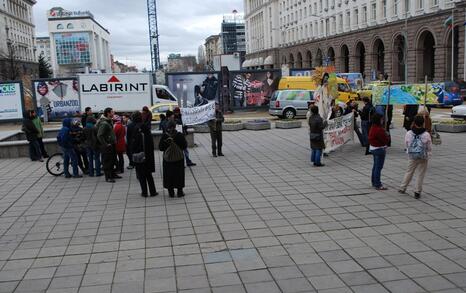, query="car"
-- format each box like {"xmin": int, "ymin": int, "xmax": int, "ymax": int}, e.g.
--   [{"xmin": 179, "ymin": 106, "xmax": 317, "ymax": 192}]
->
[
  {"xmin": 269, "ymin": 90, "xmax": 314, "ymax": 119},
  {"xmin": 356, "ymin": 81, "xmax": 391, "ymax": 101},
  {"xmin": 437, "ymin": 81, "xmax": 463, "ymax": 106},
  {"xmin": 149, "ymin": 102, "xmax": 179, "ymax": 121},
  {"xmin": 451, "ymin": 104, "xmax": 466, "ymax": 119}
]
